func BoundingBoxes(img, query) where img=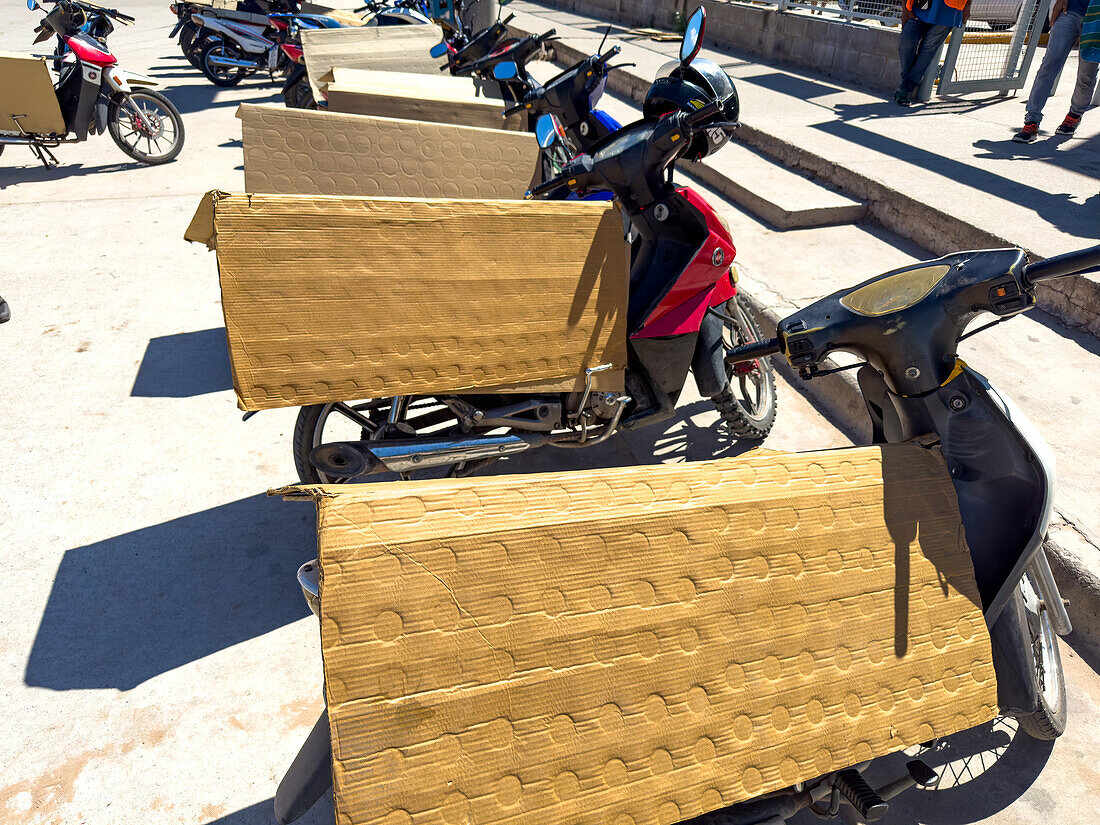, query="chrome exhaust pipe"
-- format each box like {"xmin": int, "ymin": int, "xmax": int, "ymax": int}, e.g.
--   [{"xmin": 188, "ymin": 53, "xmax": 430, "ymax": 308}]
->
[
  {"xmin": 0, "ymin": 135, "xmax": 33, "ymax": 145},
  {"xmin": 310, "ymin": 433, "xmax": 546, "ymax": 477},
  {"xmin": 206, "ymin": 55, "xmax": 261, "ymax": 68}
]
